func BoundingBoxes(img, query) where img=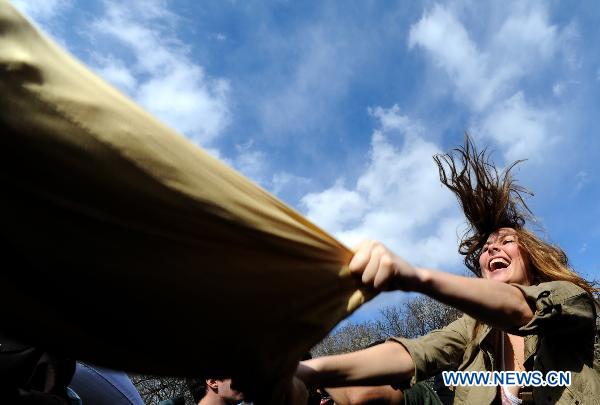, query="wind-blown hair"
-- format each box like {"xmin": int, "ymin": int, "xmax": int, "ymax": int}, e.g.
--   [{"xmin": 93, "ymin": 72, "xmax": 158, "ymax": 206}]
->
[
  {"xmin": 433, "ymin": 135, "xmax": 532, "ymax": 277},
  {"xmin": 434, "ymin": 135, "xmax": 596, "ymax": 295}
]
